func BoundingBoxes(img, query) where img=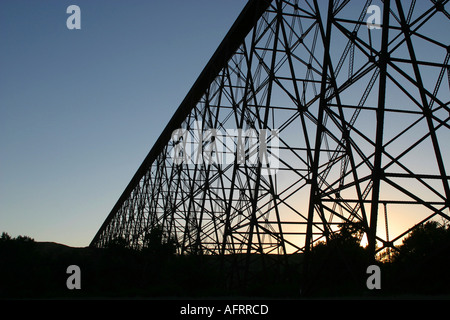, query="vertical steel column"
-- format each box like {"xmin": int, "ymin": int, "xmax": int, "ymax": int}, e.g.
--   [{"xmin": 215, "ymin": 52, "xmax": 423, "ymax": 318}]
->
[
  {"xmin": 303, "ymin": 0, "xmax": 334, "ymax": 284},
  {"xmin": 368, "ymin": 0, "xmax": 390, "ymax": 259}
]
